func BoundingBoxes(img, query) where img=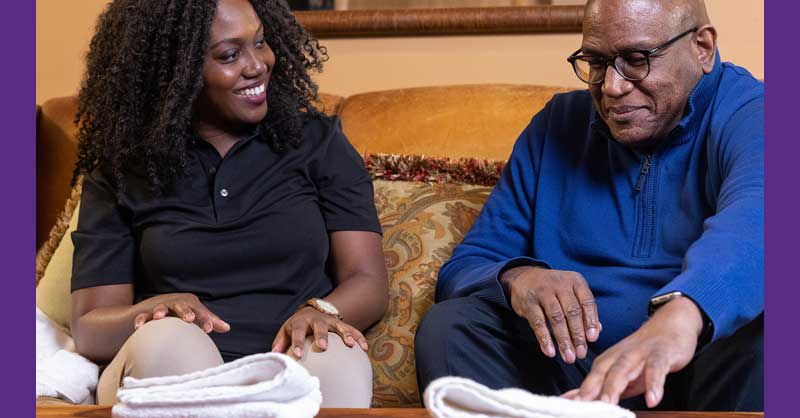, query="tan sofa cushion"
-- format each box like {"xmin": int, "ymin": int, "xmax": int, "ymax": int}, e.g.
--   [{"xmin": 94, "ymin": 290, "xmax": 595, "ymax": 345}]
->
[
  {"xmin": 341, "ymin": 84, "xmax": 572, "ymax": 161},
  {"xmin": 36, "ymin": 97, "xmax": 80, "ymax": 250}
]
